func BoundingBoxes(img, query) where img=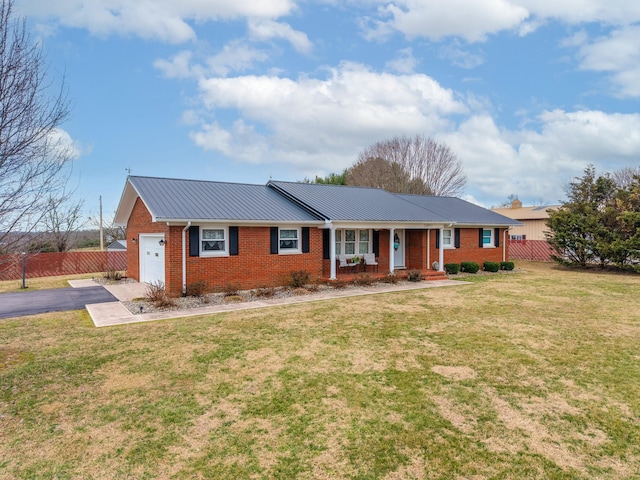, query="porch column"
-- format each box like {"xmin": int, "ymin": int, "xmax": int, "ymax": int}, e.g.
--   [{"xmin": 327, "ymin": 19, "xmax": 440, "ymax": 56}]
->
[
  {"xmin": 389, "ymin": 227, "xmax": 395, "ymax": 274},
  {"xmin": 438, "ymin": 227, "xmax": 444, "ymax": 272},
  {"xmin": 329, "ymin": 226, "xmax": 336, "ymax": 280},
  {"xmin": 427, "ymin": 228, "xmax": 430, "ymax": 269}
]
